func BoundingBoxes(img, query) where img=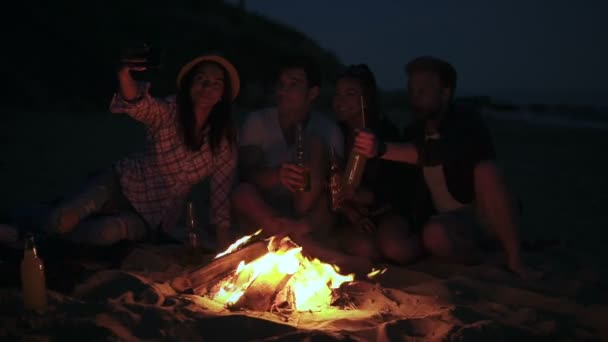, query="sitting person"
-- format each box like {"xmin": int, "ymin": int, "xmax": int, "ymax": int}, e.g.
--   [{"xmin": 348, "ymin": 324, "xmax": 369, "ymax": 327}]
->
[
  {"xmin": 332, "ymin": 64, "xmax": 421, "ymax": 264},
  {"xmin": 232, "ymin": 55, "xmax": 344, "ymax": 240},
  {"xmin": 45, "ymin": 53, "xmax": 240, "ymax": 249},
  {"xmin": 354, "ymin": 56, "xmax": 538, "ymax": 278}
]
